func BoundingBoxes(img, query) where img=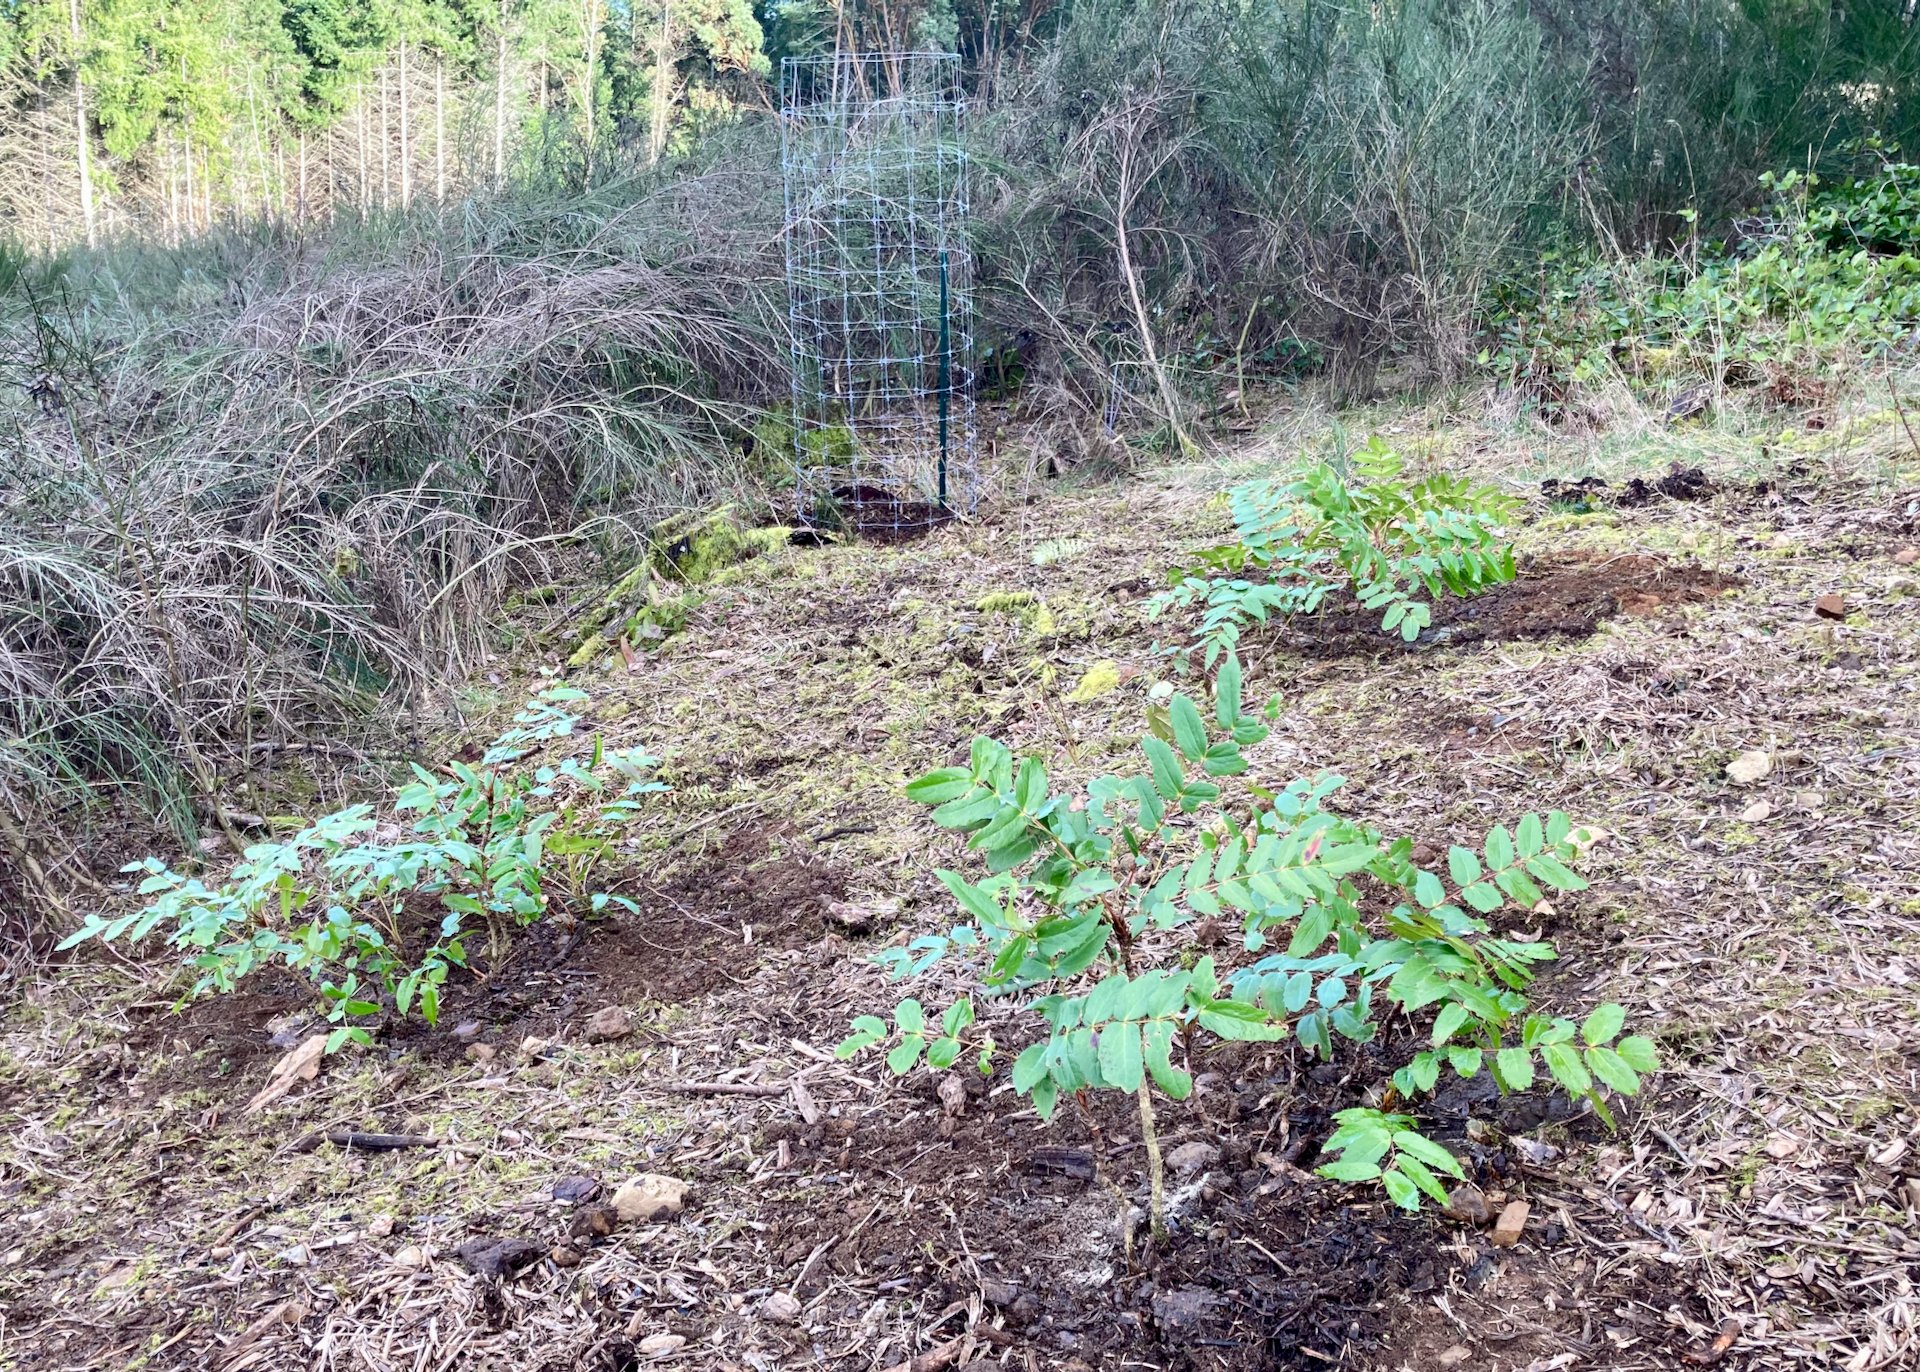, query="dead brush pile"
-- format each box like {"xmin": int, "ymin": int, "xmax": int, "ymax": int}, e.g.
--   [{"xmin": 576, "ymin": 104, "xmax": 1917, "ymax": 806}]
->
[{"xmin": 0, "ymin": 175, "xmax": 787, "ymax": 922}]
